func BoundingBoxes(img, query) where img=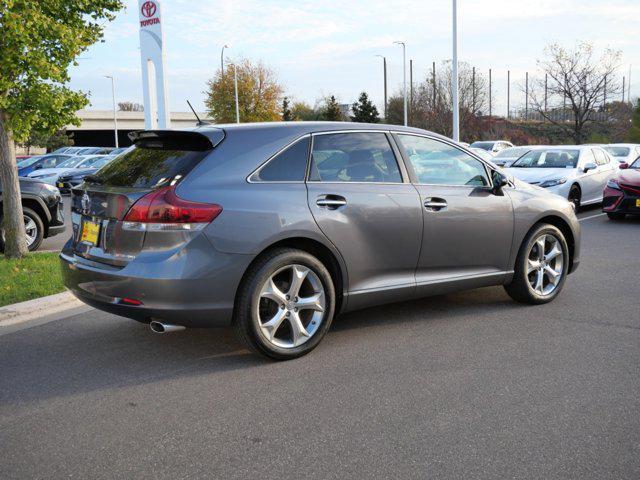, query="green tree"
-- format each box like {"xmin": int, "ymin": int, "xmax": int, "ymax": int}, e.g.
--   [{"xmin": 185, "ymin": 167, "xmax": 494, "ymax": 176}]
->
[
  {"xmin": 320, "ymin": 95, "xmax": 345, "ymax": 121},
  {"xmin": 628, "ymin": 99, "xmax": 640, "ymax": 142},
  {"xmin": 291, "ymin": 101, "xmax": 317, "ymax": 121},
  {"xmin": 350, "ymin": 92, "xmax": 379, "ymax": 123},
  {"xmin": 282, "ymin": 97, "xmax": 293, "ymax": 121},
  {"xmin": 205, "ymin": 59, "xmax": 283, "ymax": 123},
  {"xmin": 18, "ymin": 128, "xmax": 72, "ymax": 154},
  {"xmin": 0, "ymin": 0, "xmax": 123, "ymax": 258}
]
